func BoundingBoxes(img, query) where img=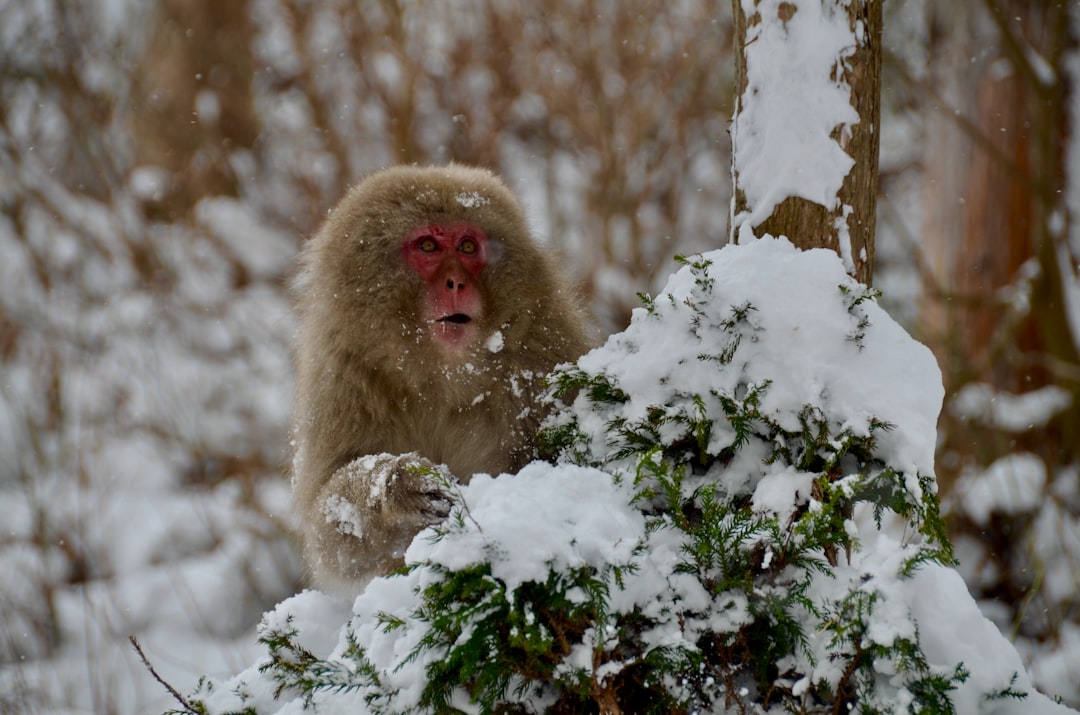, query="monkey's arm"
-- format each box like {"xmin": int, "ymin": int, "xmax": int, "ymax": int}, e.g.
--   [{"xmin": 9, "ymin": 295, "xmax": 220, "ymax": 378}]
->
[{"xmin": 300, "ymin": 452, "xmax": 452, "ymax": 592}]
